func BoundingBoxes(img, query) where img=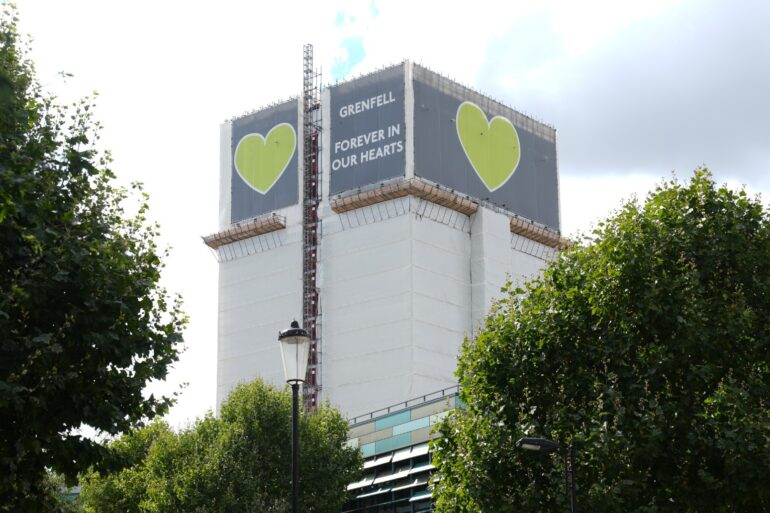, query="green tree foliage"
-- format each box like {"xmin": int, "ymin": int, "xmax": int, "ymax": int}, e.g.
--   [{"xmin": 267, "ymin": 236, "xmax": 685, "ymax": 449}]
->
[
  {"xmin": 41, "ymin": 472, "xmax": 83, "ymax": 513},
  {"xmin": 80, "ymin": 379, "xmax": 363, "ymax": 513},
  {"xmin": 78, "ymin": 421, "xmax": 174, "ymax": 513},
  {"xmin": 0, "ymin": 8, "xmax": 185, "ymax": 510},
  {"xmin": 432, "ymin": 171, "xmax": 770, "ymax": 512}
]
